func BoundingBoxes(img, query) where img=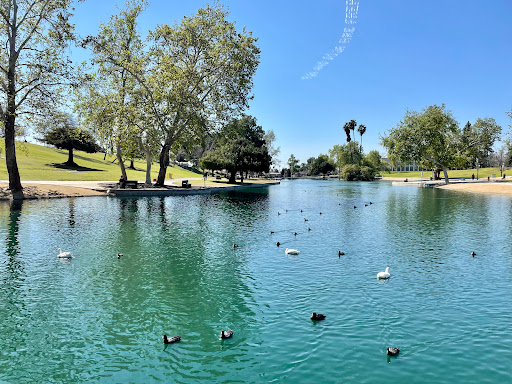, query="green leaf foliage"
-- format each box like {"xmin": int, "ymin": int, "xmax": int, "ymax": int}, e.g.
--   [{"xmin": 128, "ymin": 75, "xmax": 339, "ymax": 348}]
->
[
  {"xmin": 310, "ymin": 154, "xmax": 335, "ymax": 175},
  {"xmin": 200, "ymin": 115, "xmax": 271, "ymax": 182},
  {"xmin": 341, "ymin": 164, "xmax": 376, "ymax": 181}
]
